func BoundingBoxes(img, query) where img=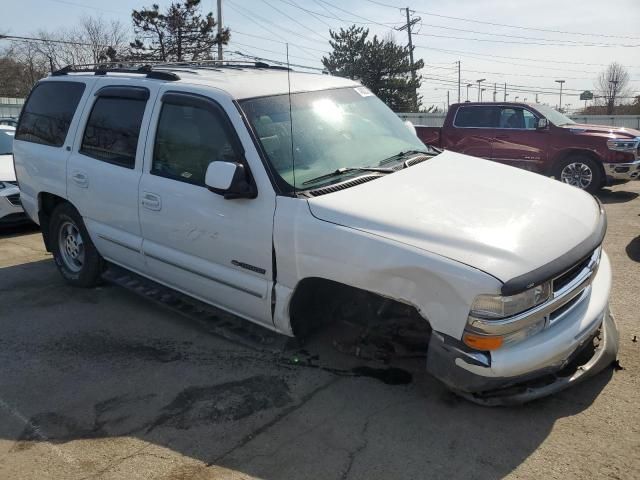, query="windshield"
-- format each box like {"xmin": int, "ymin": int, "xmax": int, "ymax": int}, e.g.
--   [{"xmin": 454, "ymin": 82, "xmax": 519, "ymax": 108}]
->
[
  {"xmin": 0, "ymin": 129, "xmax": 14, "ymax": 155},
  {"xmin": 532, "ymin": 104, "xmax": 575, "ymax": 126},
  {"xmin": 239, "ymin": 87, "xmax": 429, "ymax": 190}
]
